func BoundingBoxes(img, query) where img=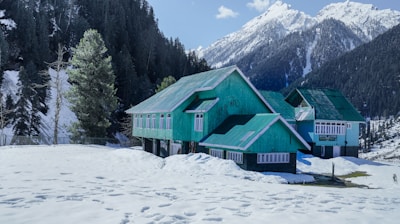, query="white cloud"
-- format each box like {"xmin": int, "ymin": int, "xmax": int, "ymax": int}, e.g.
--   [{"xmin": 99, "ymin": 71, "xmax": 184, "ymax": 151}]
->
[
  {"xmin": 216, "ymin": 5, "xmax": 239, "ymax": 19},
  {"xmin": 247, "ymin": 0, "xmax": 272, "ymax": 12}
]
